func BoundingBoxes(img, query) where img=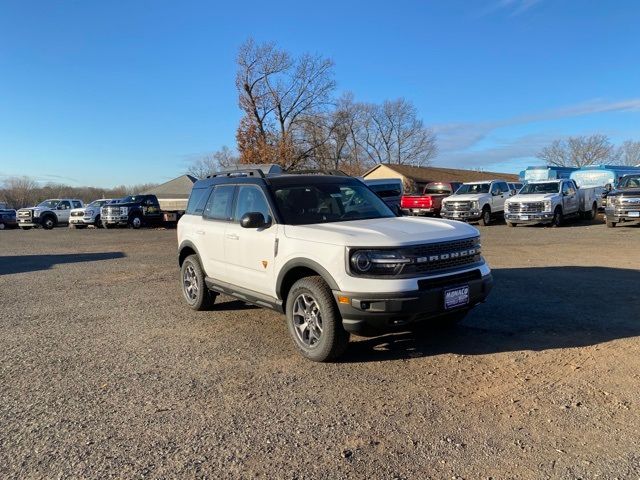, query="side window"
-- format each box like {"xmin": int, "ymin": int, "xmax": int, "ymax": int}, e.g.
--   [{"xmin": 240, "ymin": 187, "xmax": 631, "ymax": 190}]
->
[
  {"xmin": 145, "ymin": 197, "xmax": 155, "ymax": 206},
  {"xmin": 491, "ymin": 183, "xmax": 501, "ymax": 195},
  {"xmin": 58, "ymin": 200, "xmax": 71, "ymax": 210},
  {"xmin": 203, "ymin": 185, "xmax": 235, "ymax": 220},
  {"xmin": 233, "ymin": 185, "xmax": 271, "ymax": 221},
  {"xmin": 562, "ymin": 182, "xmax": 570, "ymax": 195},
  {"xmin": 499, "ymin": 182, "xmax": 509, "ymax": 193},
  {"xmin": 72, "ymin": 201, "xmax": 82, "ymax": 208},
  {"xmin": 186, "ymin": 188, "xmax": 210, "ymax": 215}
]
